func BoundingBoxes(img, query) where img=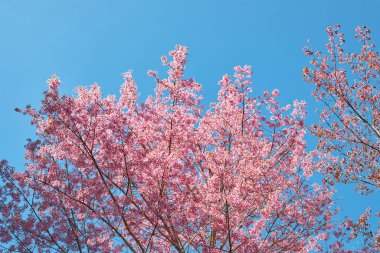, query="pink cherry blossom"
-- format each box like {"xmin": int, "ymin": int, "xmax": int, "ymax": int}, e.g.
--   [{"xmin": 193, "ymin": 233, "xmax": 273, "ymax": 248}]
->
[{"xmin": 0, "ymin": 44, "xmax": 354, "ymax": 252}]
